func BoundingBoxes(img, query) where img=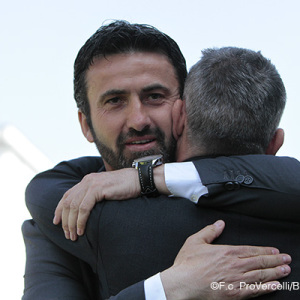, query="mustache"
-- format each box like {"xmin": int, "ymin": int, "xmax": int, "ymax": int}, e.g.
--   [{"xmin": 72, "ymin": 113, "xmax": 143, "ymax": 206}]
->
[{"xmin": 117, "ymin": 127, "xmax": 165, "ymax": 145}]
